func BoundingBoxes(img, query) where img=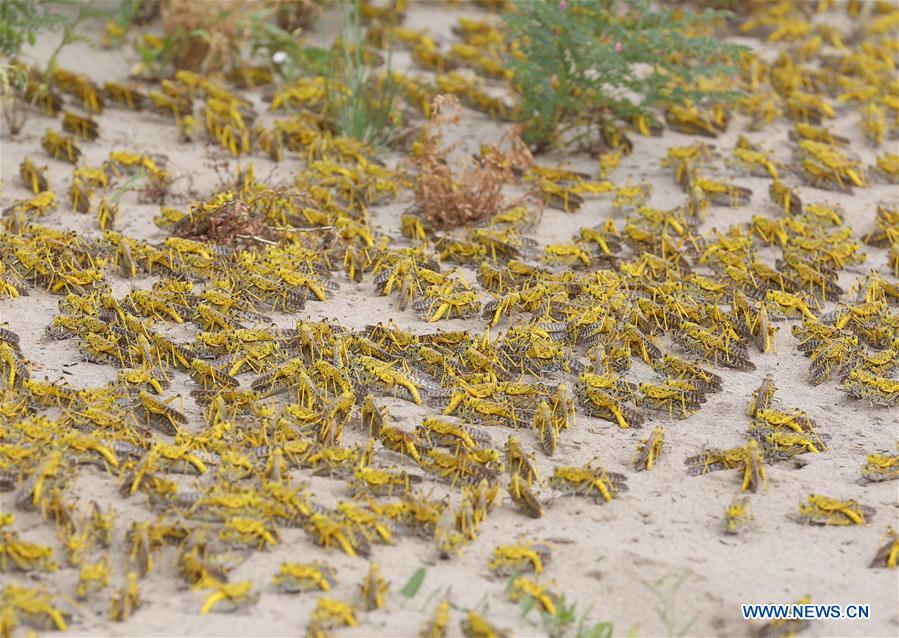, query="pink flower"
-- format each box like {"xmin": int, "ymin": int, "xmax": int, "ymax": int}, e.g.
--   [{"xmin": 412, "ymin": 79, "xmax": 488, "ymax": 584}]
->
[
  {"xmin": 615, "ymin": 41, "xmax": 623, "ymax": 53},
  {"xmin": 559, "ymin": 0, "xmax": 567, "ymax": 9},
  {"xmin": 49, "ymin": 6, "xmax": 58, "ymax": 15}
]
